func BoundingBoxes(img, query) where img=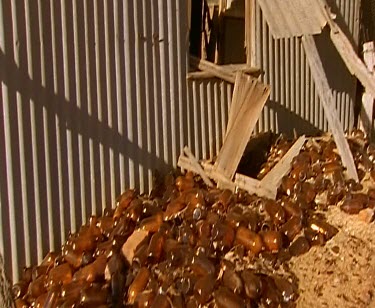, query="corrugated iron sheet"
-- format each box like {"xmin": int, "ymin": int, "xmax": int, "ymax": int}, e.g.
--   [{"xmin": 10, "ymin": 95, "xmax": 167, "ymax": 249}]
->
[
  {"xmin": 252, "ymin": 0, "xmax": 360, "ymax": 136},
  {"xmin": 0, "ymin": 0, "xmax": 229, "ymax": 281},
  {"xmin": 256, "ymin": 0, "xmax": 327, "ymax": 38},
  {"xmin": 0, "ymin": 0, "xmax": 362, "ymax": 283}
]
